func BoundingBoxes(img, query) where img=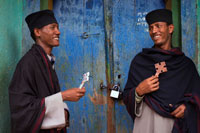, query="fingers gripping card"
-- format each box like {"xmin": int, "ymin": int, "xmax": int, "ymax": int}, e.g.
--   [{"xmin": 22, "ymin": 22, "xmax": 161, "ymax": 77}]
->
[{"xmin": 79, "ymin": 72, "xmax": 90, "ymax": 89}]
